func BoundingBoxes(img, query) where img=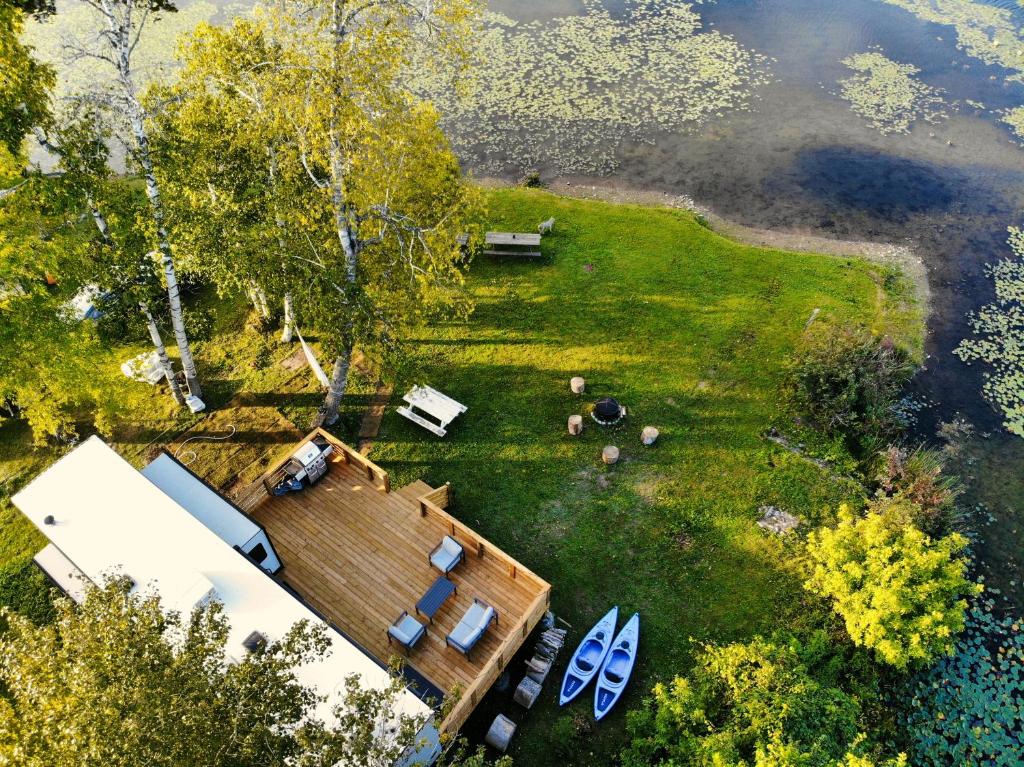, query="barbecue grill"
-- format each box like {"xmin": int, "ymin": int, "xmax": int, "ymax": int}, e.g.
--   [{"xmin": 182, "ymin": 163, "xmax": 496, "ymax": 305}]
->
[{"xmin": 287, "ymin": 437, "xmax": 334, "ymax": 484}]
